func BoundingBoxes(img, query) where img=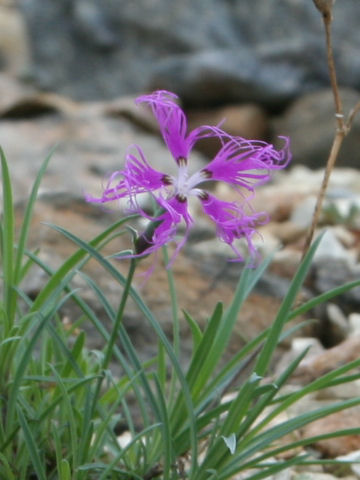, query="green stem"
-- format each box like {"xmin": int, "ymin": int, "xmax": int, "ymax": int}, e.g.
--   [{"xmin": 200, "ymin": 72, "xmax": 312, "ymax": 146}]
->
[
  {"xmin": 78, "ymin": 258, "xmax": 137, "ymax": 469},
  {"xmin": 162, "ymin": 247, "xmax": 179, "ymax": 357},
  {"xmin": 162, "ymin": 247, "xmax": 181, "ymax": 408},
  {"xmin": 102, "ymin": 257, "xmax": 137, "ymax": 371}
]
